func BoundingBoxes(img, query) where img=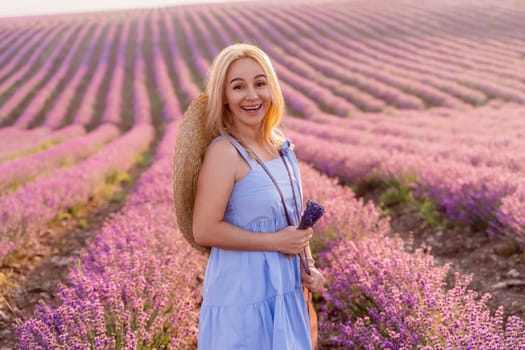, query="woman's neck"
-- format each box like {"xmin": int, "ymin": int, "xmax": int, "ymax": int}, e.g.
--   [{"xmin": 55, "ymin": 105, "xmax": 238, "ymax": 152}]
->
[
  {"xmin": 230, "ymin": 126, "xmax": 277, "ymax": 159},
  {"xmin": 230, "ymin": 125, "xmax": 264, "ymax": 147}
]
